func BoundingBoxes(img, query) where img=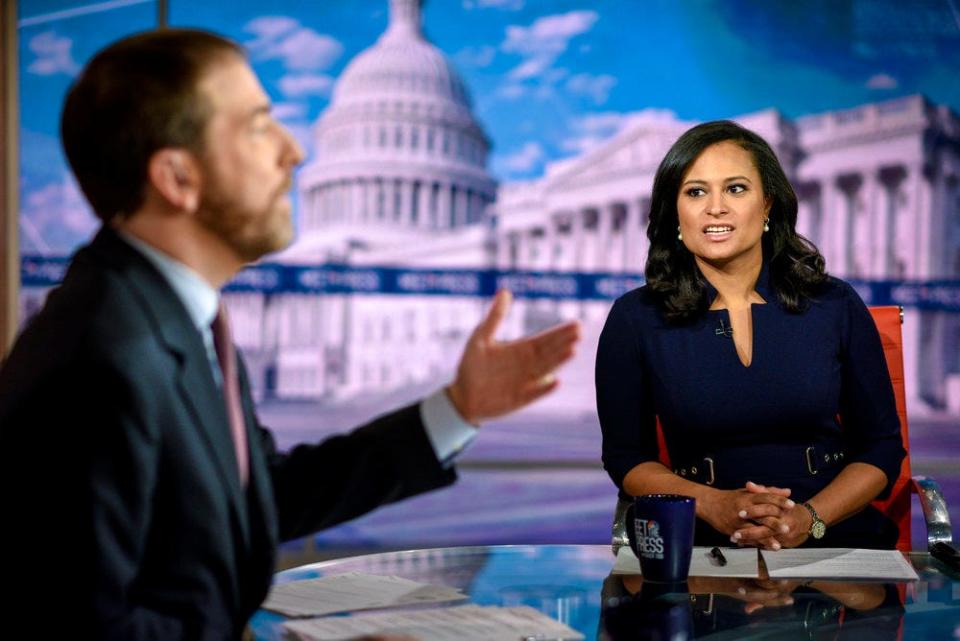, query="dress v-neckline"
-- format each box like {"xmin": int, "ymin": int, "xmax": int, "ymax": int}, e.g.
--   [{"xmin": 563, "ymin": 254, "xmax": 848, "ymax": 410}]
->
[{"xmin": 711, "ymin": 303, "xmax": 765, "ymax": 369}]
